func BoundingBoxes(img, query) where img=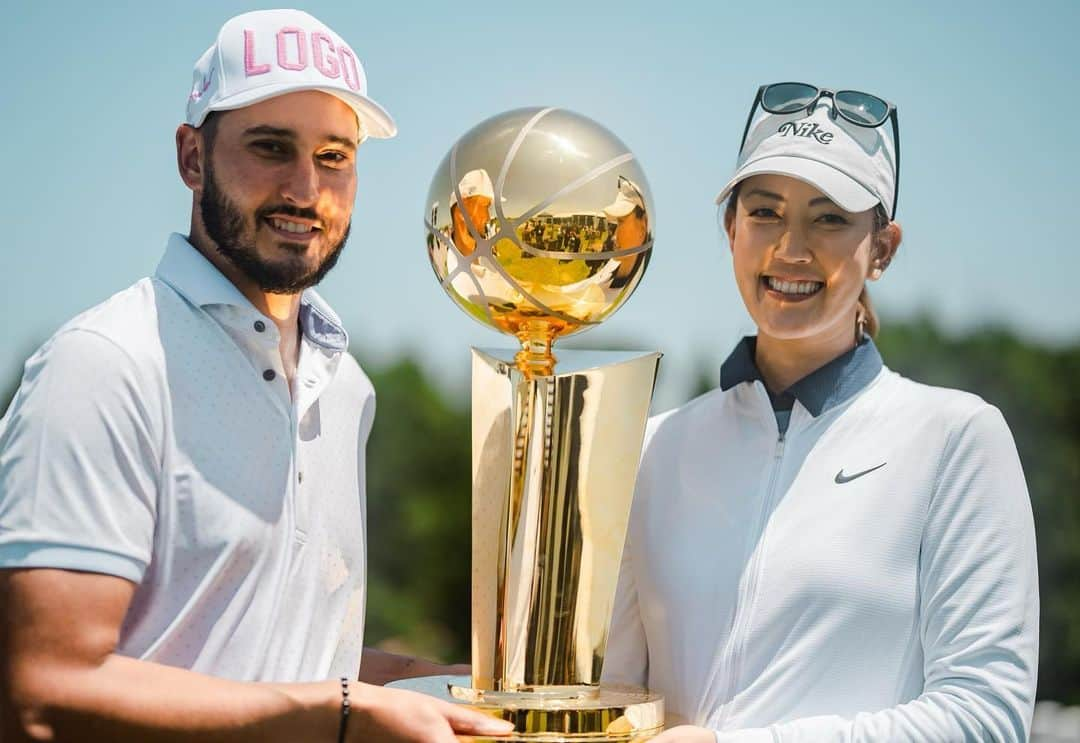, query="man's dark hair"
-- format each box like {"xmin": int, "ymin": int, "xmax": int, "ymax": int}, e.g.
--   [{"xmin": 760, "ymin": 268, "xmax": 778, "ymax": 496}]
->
[{"xmin": 199, "ymin": 111, "xmax": 222, "ymax": 155}]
